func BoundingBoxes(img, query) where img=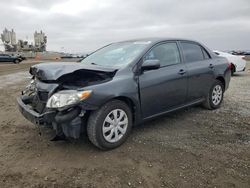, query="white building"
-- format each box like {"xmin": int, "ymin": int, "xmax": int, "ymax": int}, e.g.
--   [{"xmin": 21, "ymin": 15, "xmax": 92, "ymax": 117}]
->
[
  {"xmin": 1, "ymin": 28, "xmax": 16, "ymax": 46},
  {"xmin": 34, "ymin": 30, "xmax": 47, "ymax": 51}
]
